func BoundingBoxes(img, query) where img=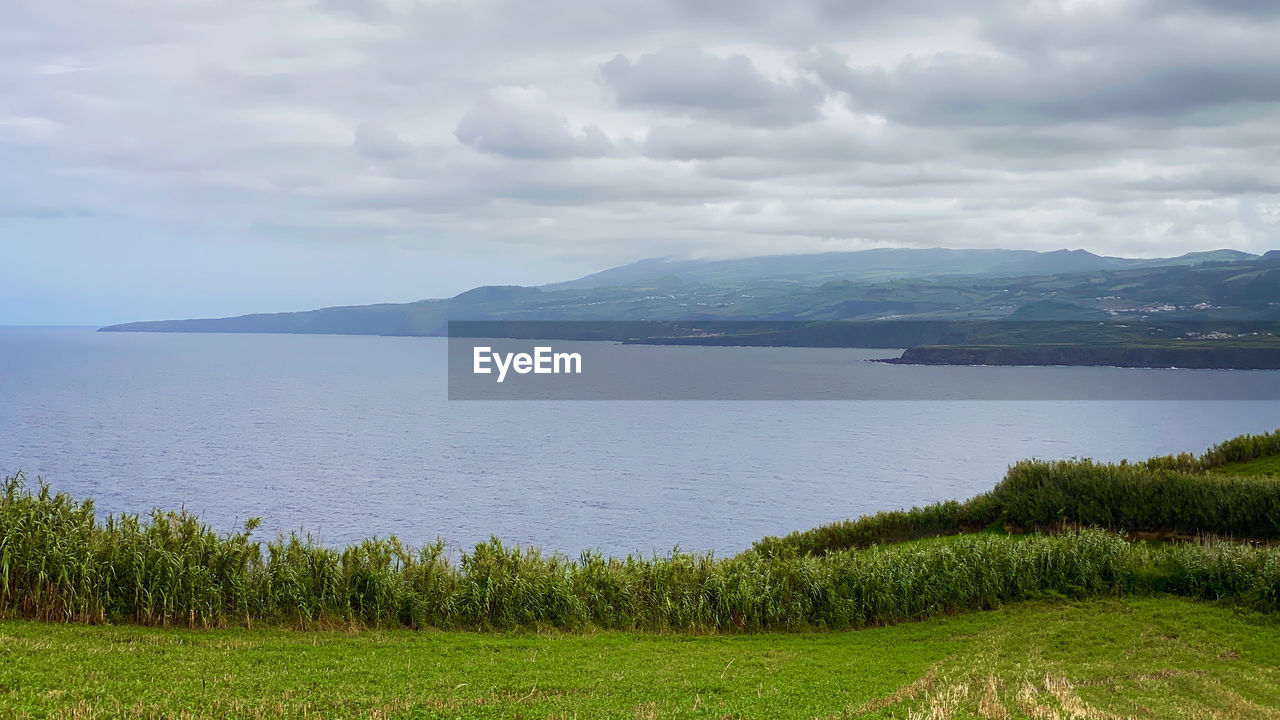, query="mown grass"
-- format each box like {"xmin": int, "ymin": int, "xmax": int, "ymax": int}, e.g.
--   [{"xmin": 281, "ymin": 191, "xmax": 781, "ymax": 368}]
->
[{"xmin": 3, "ymin": 596, "xmax": 1279, "ymax": 719}]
